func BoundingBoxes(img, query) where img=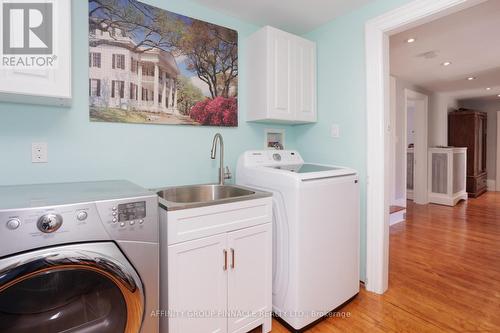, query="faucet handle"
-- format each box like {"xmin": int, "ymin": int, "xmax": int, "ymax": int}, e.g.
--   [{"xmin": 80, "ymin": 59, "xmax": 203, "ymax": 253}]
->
[{"xmin": 224, "ymin": 166, "xmax": 232, "ymax": 180}]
